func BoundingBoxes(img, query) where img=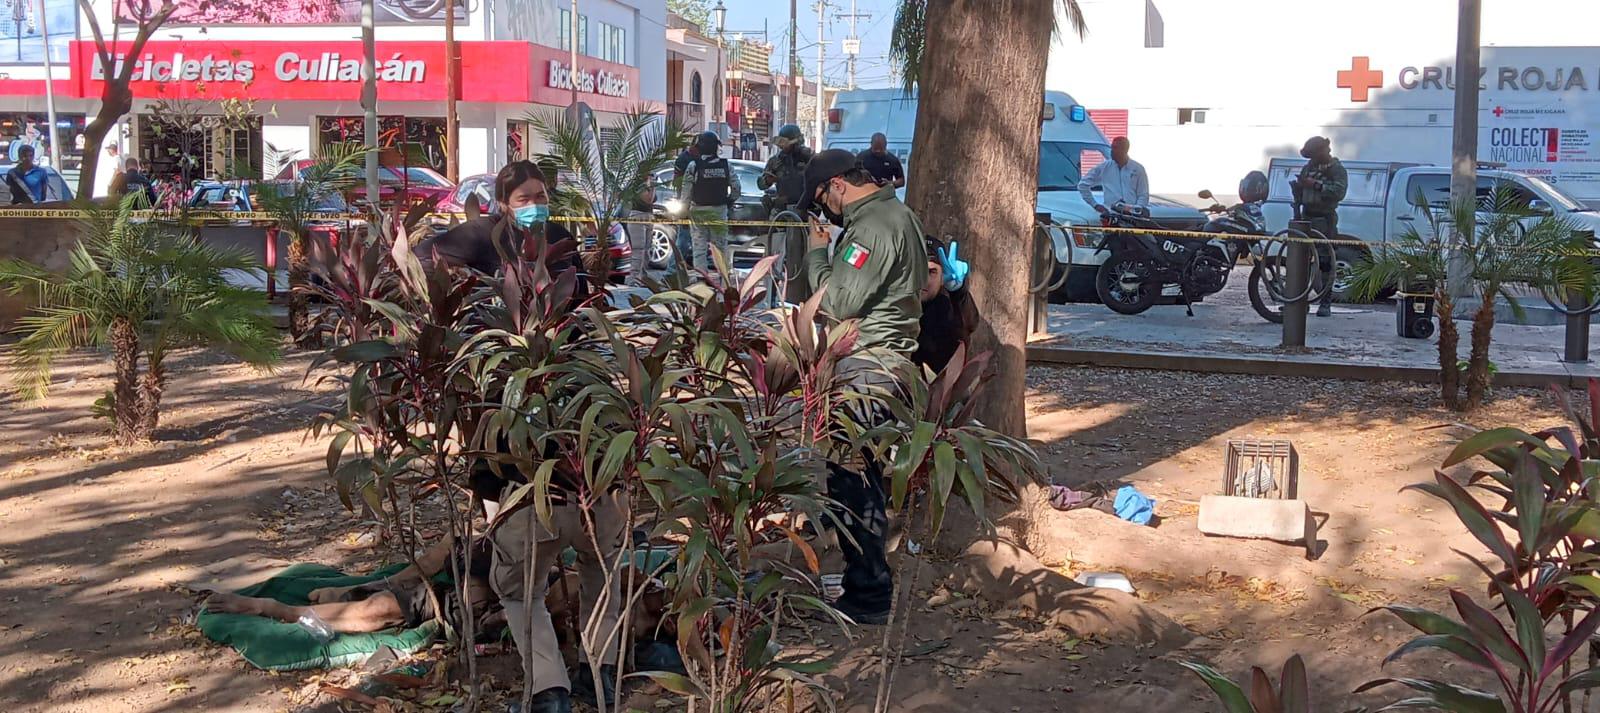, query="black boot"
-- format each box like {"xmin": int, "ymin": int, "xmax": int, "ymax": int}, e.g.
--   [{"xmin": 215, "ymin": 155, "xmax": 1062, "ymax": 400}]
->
[
  {"xmin": 572, "ymin": 664, "xmax": 618, "ymax": 708},
  {"xmin": 508, "ymin": 687, "xmax": 572, "ymax": 713}
]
